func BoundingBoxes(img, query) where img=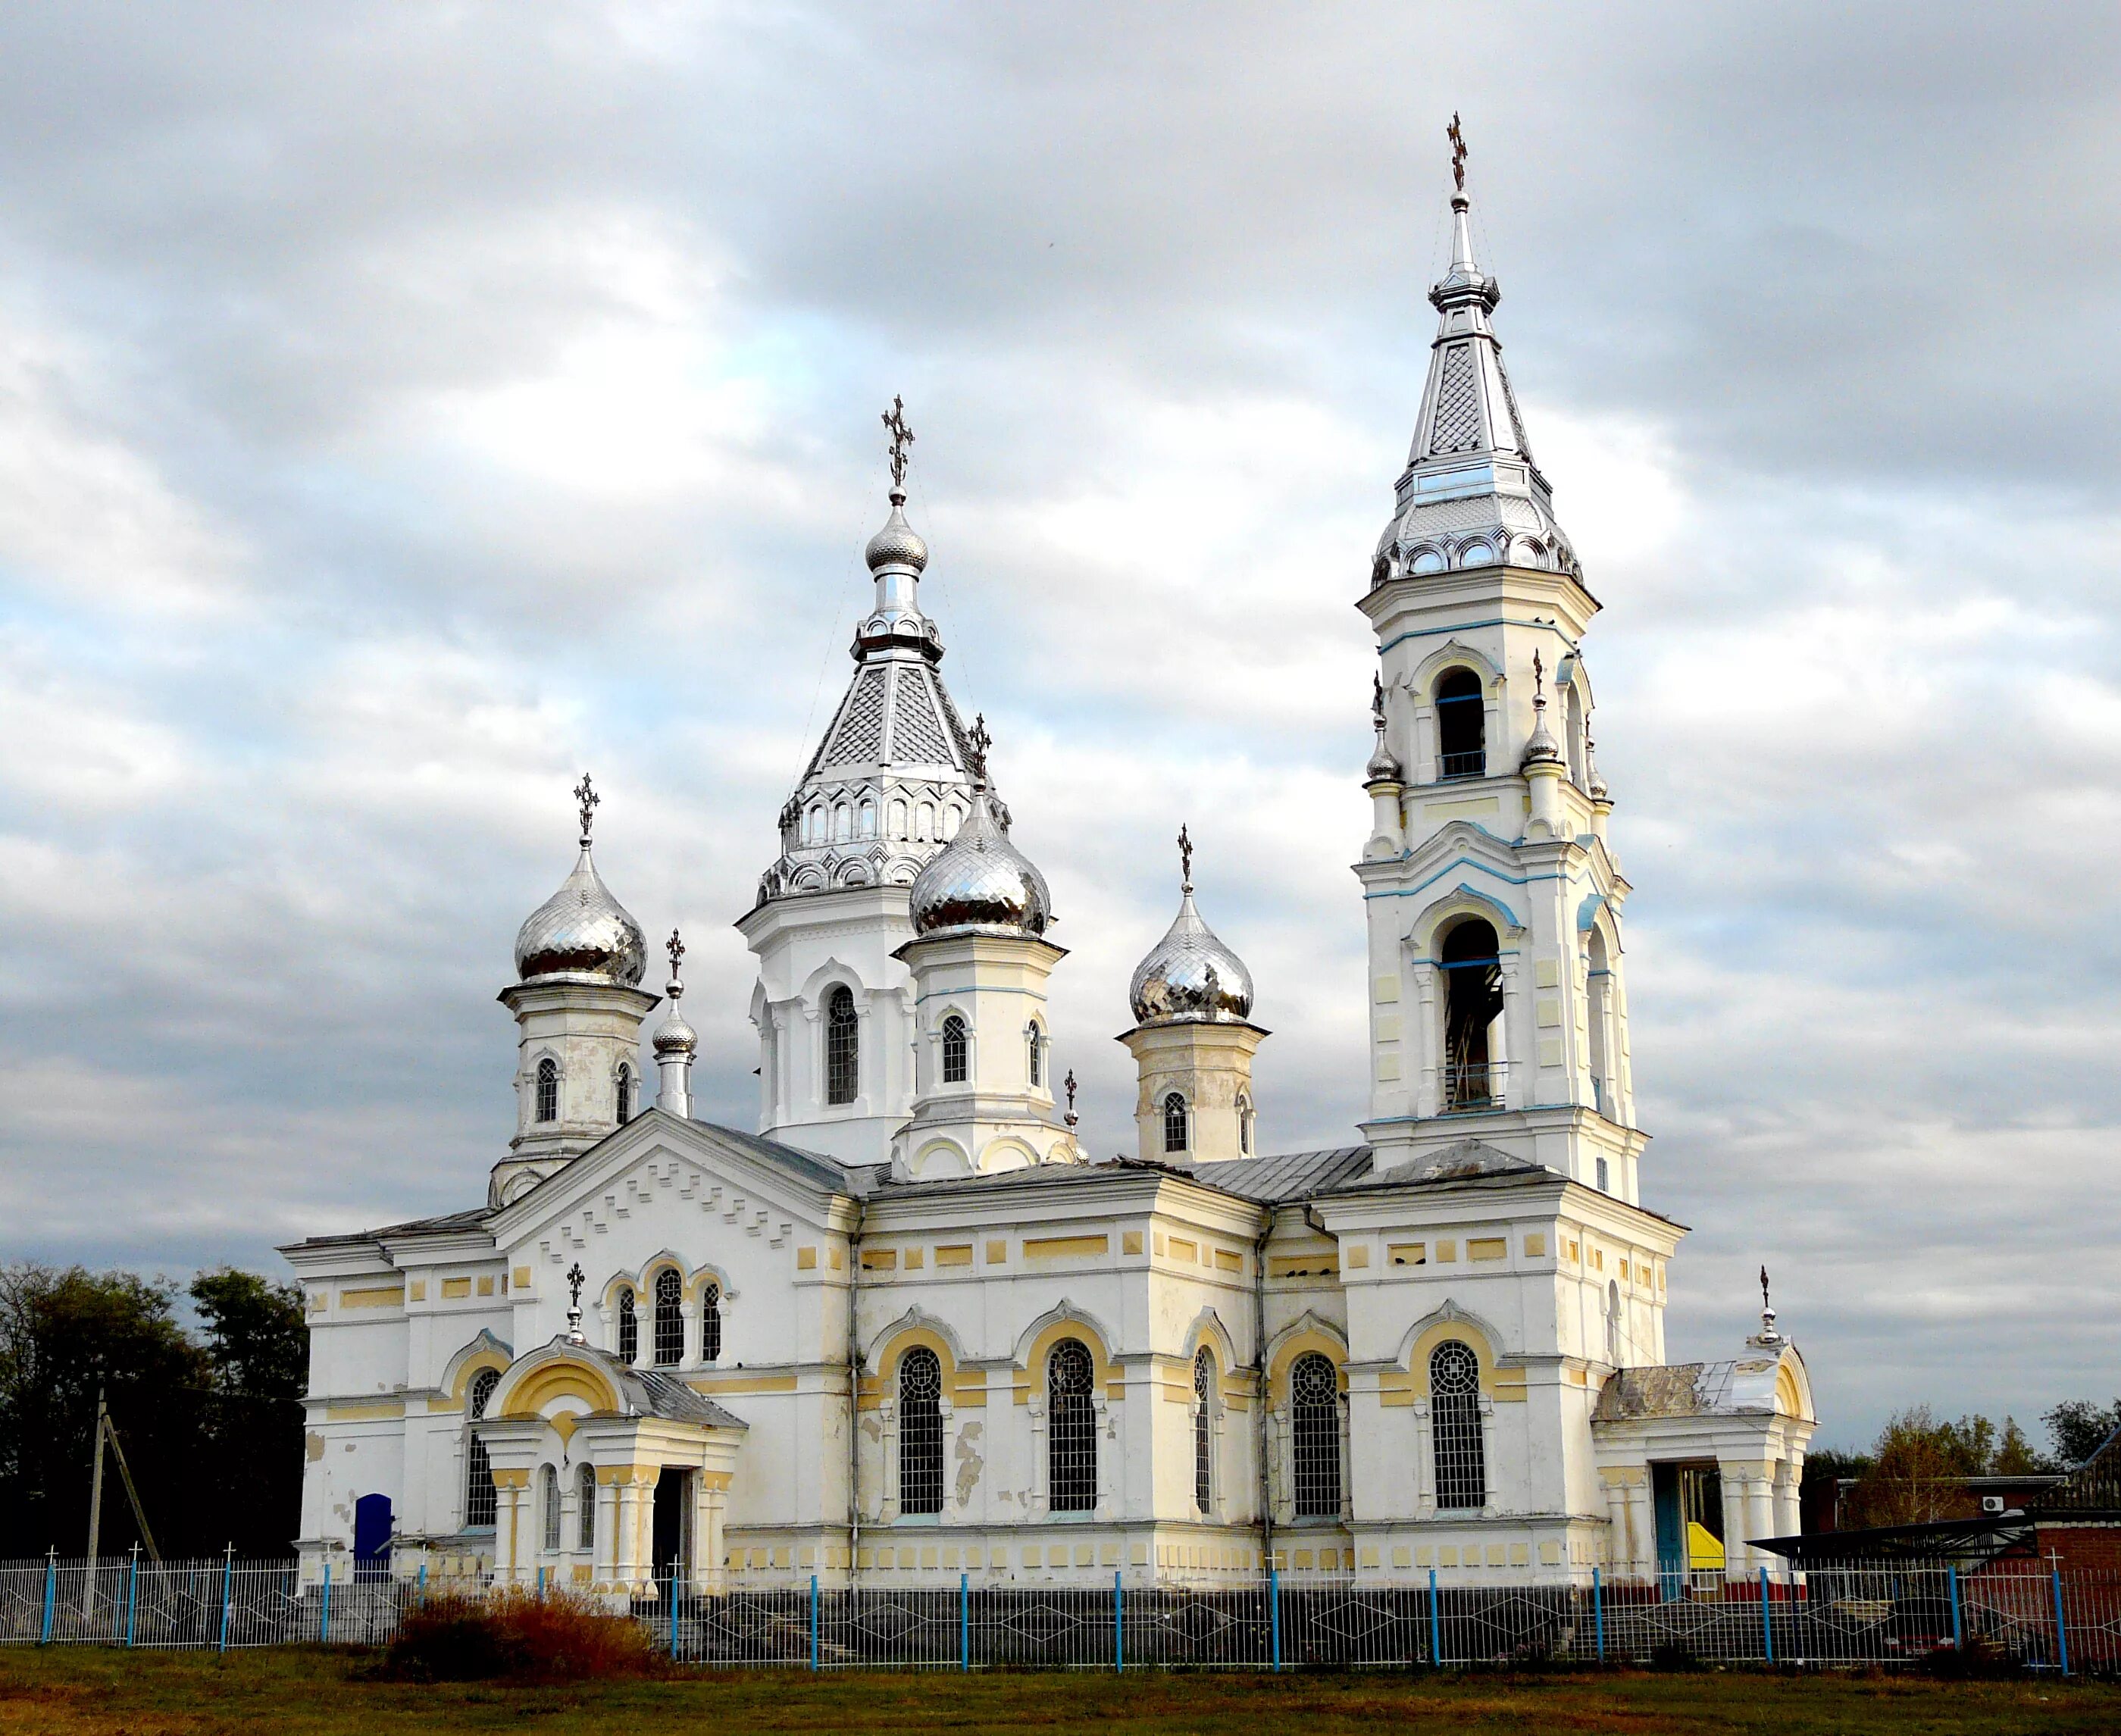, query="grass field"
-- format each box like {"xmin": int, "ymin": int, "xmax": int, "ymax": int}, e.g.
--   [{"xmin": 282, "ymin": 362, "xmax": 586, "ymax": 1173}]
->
[{"xmin": 0, "ymin": 1650, "xmax": 2116, "ymax": 1735}]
